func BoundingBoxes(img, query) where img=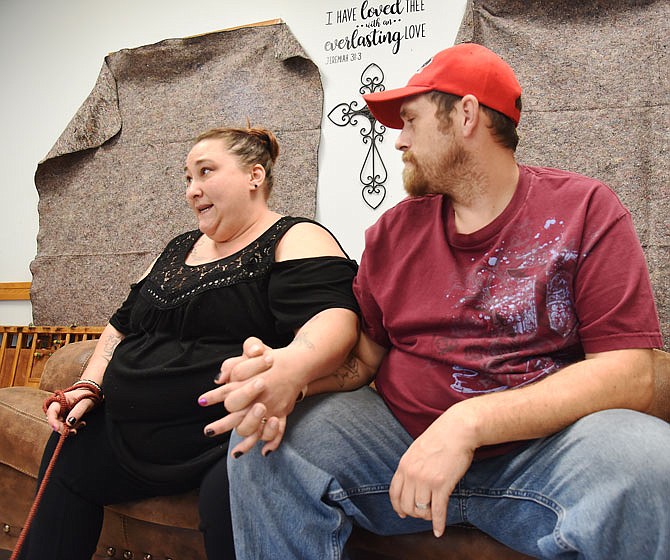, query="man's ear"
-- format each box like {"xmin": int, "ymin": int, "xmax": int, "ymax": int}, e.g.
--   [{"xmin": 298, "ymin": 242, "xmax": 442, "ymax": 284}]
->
[{"xmin": 460, "ymin": 94, "xmax": 481, "ymax": 136}]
